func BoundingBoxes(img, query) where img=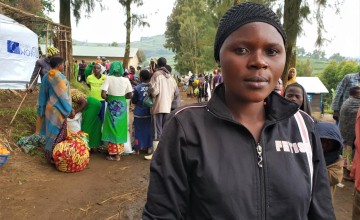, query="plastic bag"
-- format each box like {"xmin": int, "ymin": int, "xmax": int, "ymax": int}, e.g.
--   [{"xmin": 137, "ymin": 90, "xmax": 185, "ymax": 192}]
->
[
  {"xmin": 67, "ymin": 113, "xmax": 82, "ymax": 133},
  {"xmin": 143, "ymin": 93, "xmax": 153, "ymax": 108}
]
